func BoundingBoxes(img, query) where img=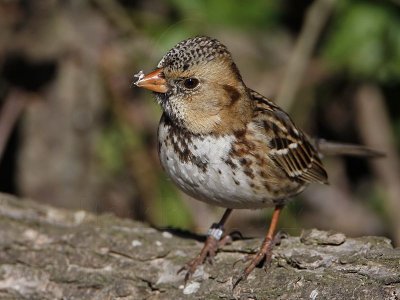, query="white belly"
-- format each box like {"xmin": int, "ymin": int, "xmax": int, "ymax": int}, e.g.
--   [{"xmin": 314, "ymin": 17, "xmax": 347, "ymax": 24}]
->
[{"xmin": 158, "ymin": 122, "xmax": 278, "ymax": 209}]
